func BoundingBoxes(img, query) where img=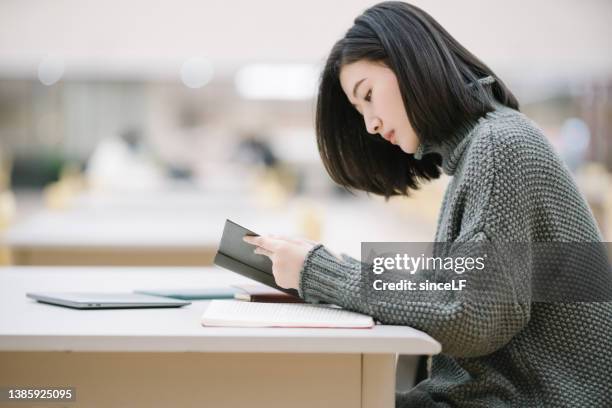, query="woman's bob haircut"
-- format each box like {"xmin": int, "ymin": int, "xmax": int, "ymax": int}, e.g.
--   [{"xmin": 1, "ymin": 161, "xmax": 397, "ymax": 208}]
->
[{"xmin": 316, "ymin": 1, "xmax": 519, "ymax": 198}]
